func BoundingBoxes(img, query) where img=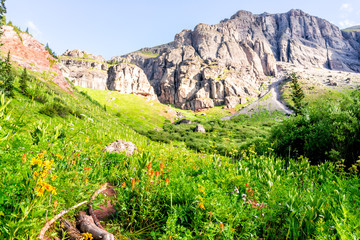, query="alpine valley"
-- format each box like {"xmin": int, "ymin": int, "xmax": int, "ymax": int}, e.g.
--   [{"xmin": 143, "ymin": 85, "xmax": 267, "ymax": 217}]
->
[{"xmin": 1, "ymin": 6, "xmax": 360, "ymax": 240}]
